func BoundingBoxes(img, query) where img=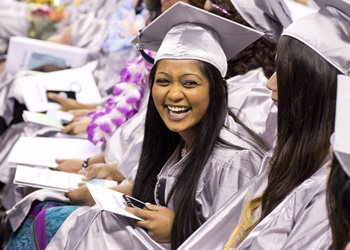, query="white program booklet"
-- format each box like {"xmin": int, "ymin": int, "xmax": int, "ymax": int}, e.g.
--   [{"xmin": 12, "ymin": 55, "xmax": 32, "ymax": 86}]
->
[
  {"xmin": 17, "ymin": 67, "xmax": 102, "ymax": 112},
  {"xmin": 22, "ymin": 111, "xmax": 64, "ymax": 128},
  {"xmin": 87, "ymin": 183, "xmax": 143, "ymax": 220},
  {"xmin": 22, "ymin": 110, "xmax": 74, "ymax": 128},
  {"xmin": 7, "ymin": 137, "xmax": 103, "ymax": 168},
  {"xmin": 14, "ymin": 165, "xmax": 118, "ymax": 192},
  {"xmin": 5, "ymin": 36, "xmax": 89, "ymax": 73}
]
